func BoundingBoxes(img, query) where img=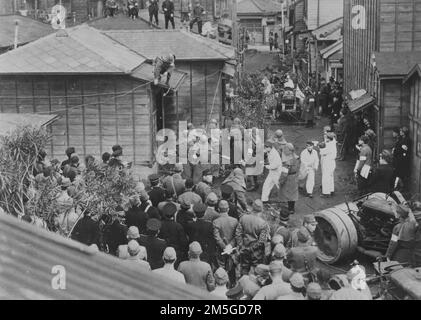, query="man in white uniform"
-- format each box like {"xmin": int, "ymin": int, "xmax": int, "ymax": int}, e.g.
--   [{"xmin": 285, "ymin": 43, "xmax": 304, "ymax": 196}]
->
[
  {"xmin": 262, "ymin": 140, "xmax": 283, "ymax": 203},
  {"xmin": 320, "ymin": 132, "xmax": 337, "ymax": 197},
  {"xmin": 298, "ymin": 141, "xmax": 319, "ymax": 198}
]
